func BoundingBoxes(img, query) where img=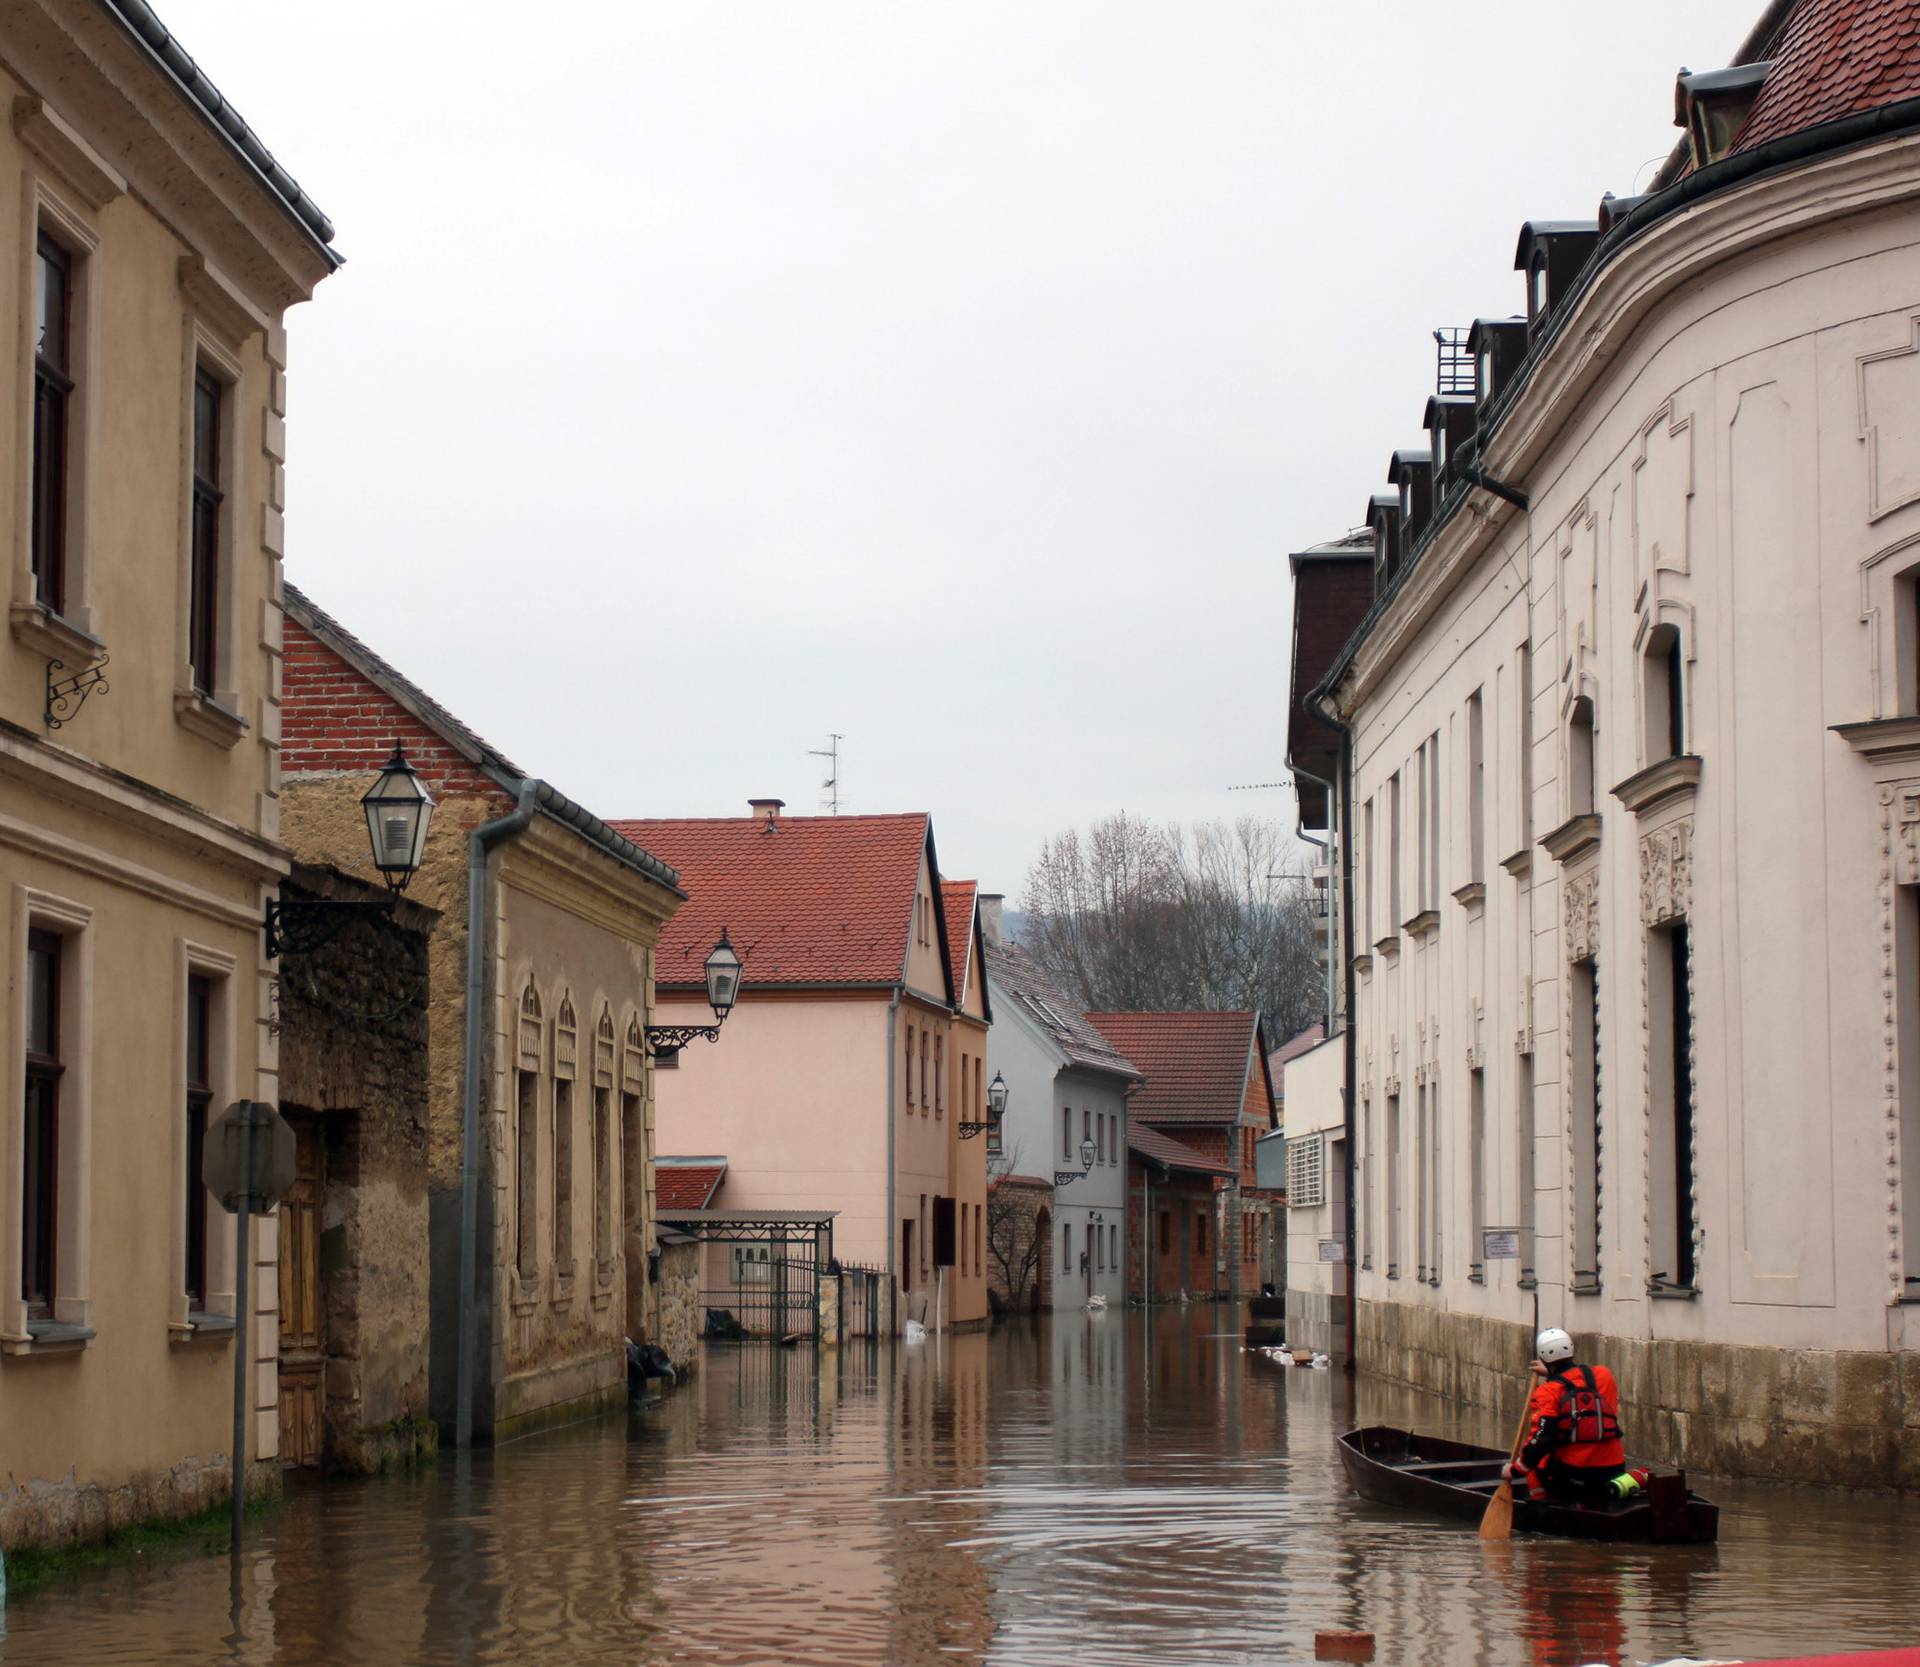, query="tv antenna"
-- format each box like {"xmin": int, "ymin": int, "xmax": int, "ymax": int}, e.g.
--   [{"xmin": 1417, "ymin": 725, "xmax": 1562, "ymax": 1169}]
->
[
  {"xmin": 810, "ymin": 733, "xmax": 845, "ymax": 814},
  {"xmin": 1227, "ymin": 780, "xmax": 1289, "ymax": 792}
]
